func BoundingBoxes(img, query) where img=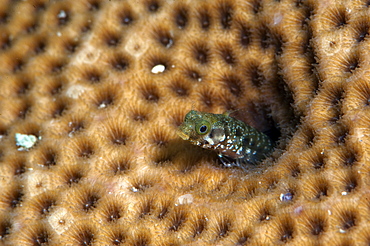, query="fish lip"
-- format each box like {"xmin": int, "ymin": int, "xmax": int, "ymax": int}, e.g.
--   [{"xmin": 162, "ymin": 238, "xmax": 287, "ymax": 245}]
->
[{"xmin": 177, "ymin": 130, "xmax": 190, "ymax": 140}]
